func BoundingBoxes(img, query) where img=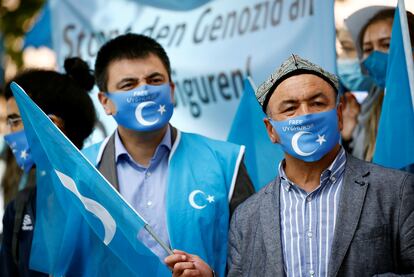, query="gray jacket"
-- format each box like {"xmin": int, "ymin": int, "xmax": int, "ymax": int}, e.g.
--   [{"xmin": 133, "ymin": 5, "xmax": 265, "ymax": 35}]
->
[{"xmin": 228, "ymin": 154, "xmax": 414, "ymax": 277}]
